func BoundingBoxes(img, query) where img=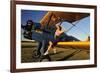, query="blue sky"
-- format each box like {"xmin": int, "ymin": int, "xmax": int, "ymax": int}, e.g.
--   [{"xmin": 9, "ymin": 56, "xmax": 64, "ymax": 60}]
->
[
  {"xmin": 21, "ymin": 10, "xmax": 47, "ymax": 25},
  {"xmin": 21, "ymin": 10, "xmax": 90, "ymax": 41}
]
